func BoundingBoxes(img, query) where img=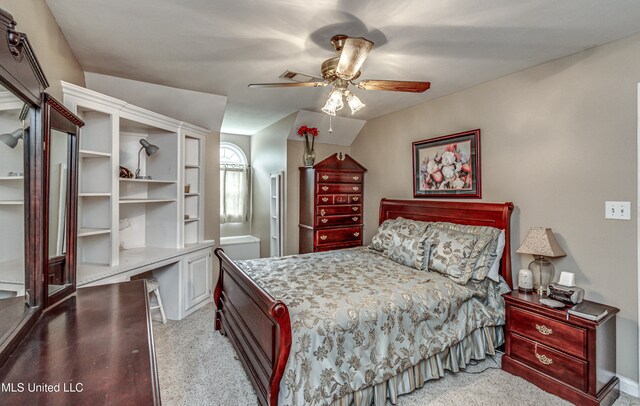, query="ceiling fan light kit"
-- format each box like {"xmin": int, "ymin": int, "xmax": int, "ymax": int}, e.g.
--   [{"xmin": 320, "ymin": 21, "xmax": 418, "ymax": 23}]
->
[{"xmin": 249, "ymin": 34, "xmax": 430, "ymax": 119}]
